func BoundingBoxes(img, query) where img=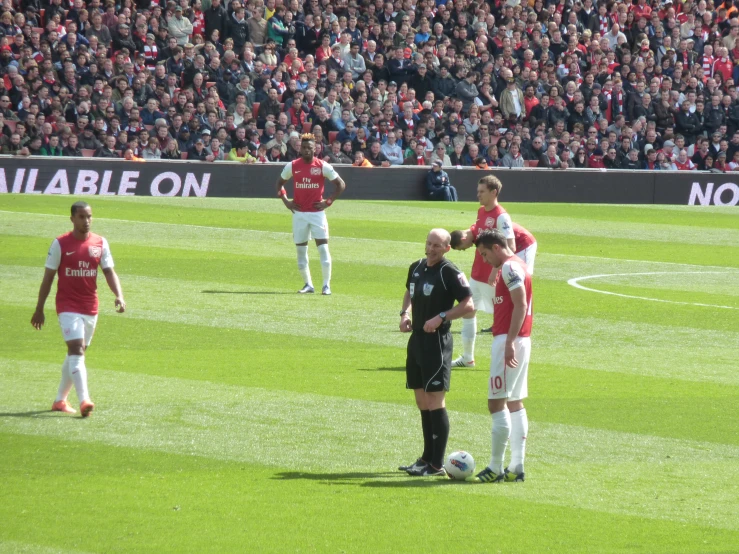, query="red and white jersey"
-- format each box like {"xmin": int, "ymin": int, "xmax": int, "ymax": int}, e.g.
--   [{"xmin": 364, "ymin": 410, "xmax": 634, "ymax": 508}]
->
[
  {"xmin": 45, "ymin": 232, "xmax": 114, "ymax": 316},
  {"xmin": 469, "ymin": 205, "xmax": 514, "ymax": 282},
  {"xmin": 492, "ymin": 256, "xmax": 533, "ymax": 338},
  {"xmin": 675, "ymin": 159, "xmax": 696, "ymax": 171},
  {"xmin": 280, "ymin": 157, "xmax": 339, "ymax": 212},
  {"xmin": 513, "ymin": 222, "xmax": 536, "ymax": 252}
]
